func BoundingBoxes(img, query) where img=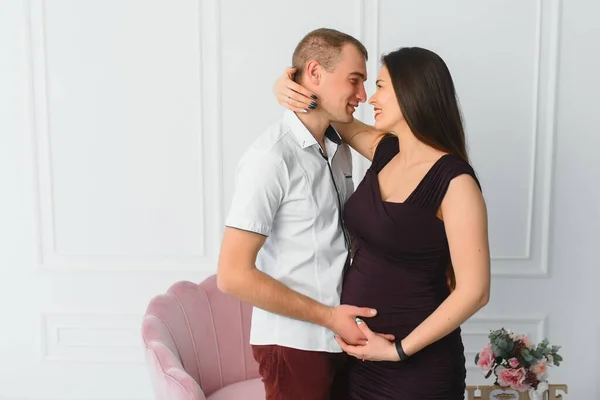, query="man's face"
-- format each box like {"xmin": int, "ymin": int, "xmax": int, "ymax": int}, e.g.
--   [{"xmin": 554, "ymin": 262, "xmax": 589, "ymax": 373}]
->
[{"xmin": 318, "ymin": 44, "xmax": 367, "ymax": 123}]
